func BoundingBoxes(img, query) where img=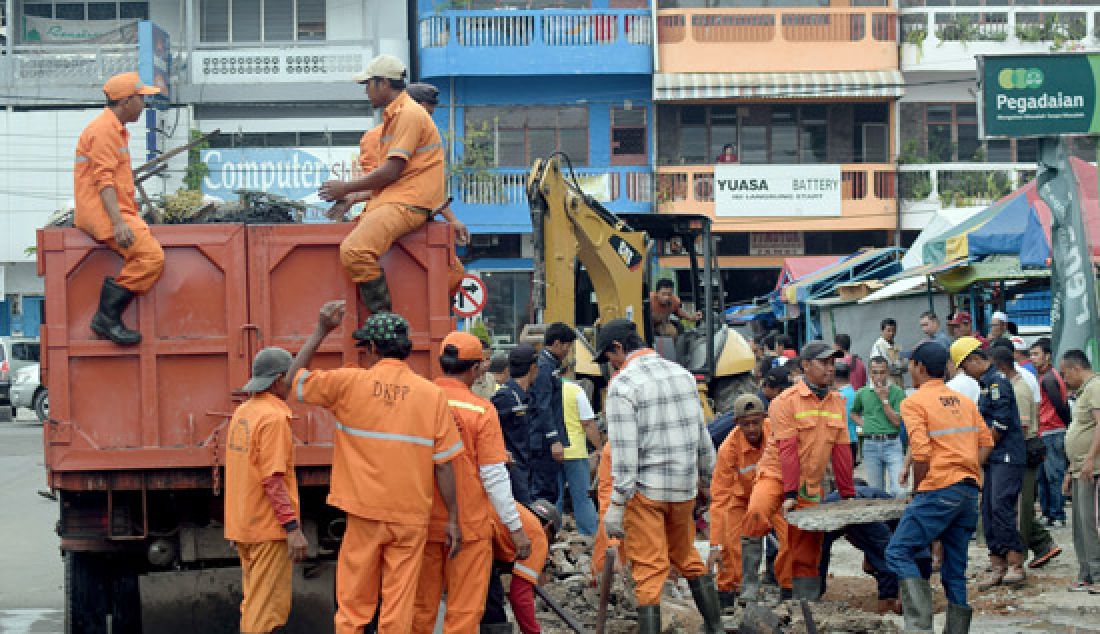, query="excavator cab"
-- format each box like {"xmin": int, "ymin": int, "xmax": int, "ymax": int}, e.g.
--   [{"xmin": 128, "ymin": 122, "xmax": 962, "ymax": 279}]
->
[{"xmin": 527, "ymin": 153, "xmax": 756, "ymax": 415}]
